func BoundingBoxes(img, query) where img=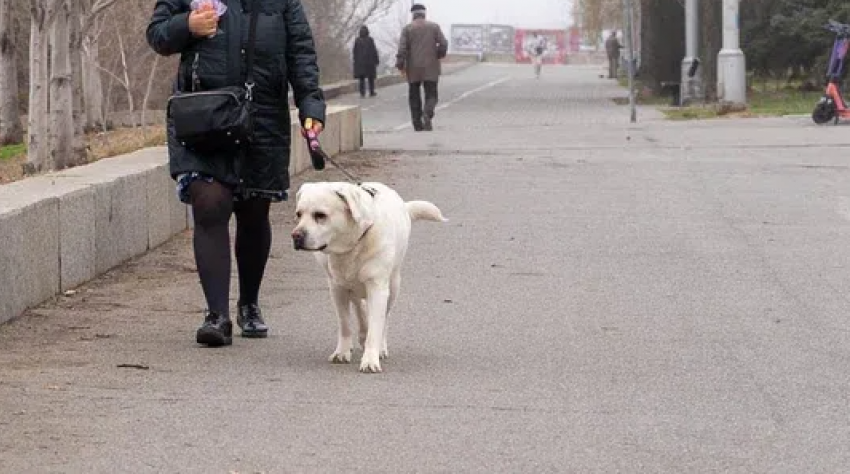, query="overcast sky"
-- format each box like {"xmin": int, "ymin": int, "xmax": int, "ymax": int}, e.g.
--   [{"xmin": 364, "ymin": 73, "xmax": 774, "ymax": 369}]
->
[{"xmin": 371, "ymin": 0, "xmax": 575, "ymax": 37}]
